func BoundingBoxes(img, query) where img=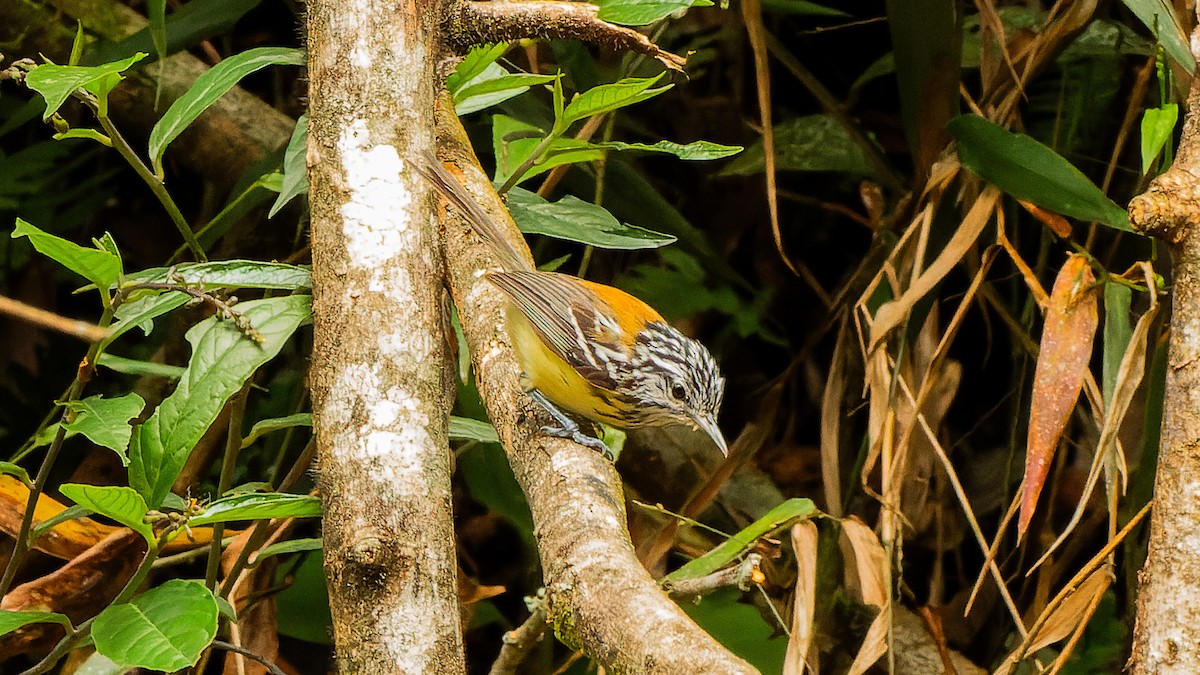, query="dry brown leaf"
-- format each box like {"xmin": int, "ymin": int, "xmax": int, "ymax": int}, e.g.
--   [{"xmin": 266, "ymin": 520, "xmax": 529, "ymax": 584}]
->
[
  {"xmin": 994, "ymin": 566, "xmax": 1112, "ymax": 675},
  {"xmin": 1019, "ymin": 200, "xmax": 1072, "ymax": 238},
  {"xmin": 784, "ymin": 521, "xmax": 819, "ymax": 675},
  {"xmin": 1019, "ymin": 254, "xmax": 1098, "ymax": 537},
  {"xmin": 870, "ymin": 187, "xmax": 1001, "ymax": 350},
  {"xmin": 820, "ymin": 318, "xmax": 849, "ymax": 517},
  {"xmin": 840, "ymin": 517, "xmax": 889, "ymax": 675}
]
